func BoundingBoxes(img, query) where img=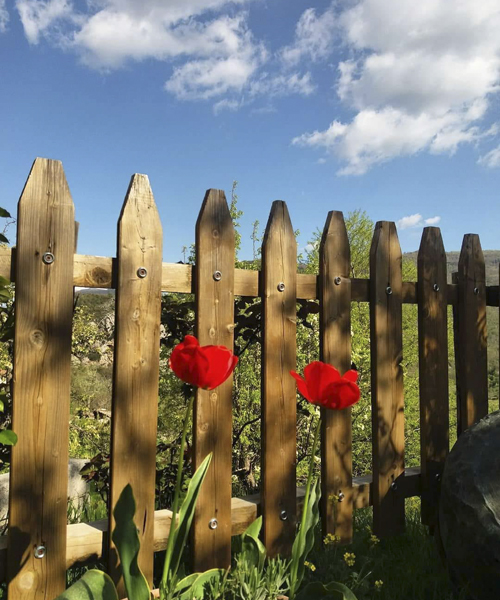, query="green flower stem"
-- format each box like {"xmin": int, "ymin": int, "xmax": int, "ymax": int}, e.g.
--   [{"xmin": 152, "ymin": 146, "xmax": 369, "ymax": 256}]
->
[
  {"xmin": 161, "ymin": 393, "xmax": 195, "ymax": 593},
  {"xmin": 289, "ymin": 414, "xmax": 321, "ymax": 599}
]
